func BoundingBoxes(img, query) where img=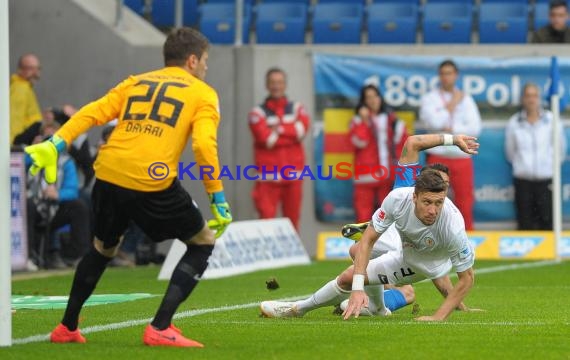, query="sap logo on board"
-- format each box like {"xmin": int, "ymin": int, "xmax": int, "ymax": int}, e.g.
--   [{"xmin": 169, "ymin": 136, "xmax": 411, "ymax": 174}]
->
[
  {"xmin": 499, "ymin": 236, "xmax": 543, "ymax": 257},
  {"xmin": 325, "ymin": 237, "xmax": 353, "ymax": 258},
  {"xmin": 468, "ymin": 236, "xmax": 486, "ymax": 248},
  {"xmin": 560, "ymin": 237, "xmax": 570, "ymax": 257}
]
